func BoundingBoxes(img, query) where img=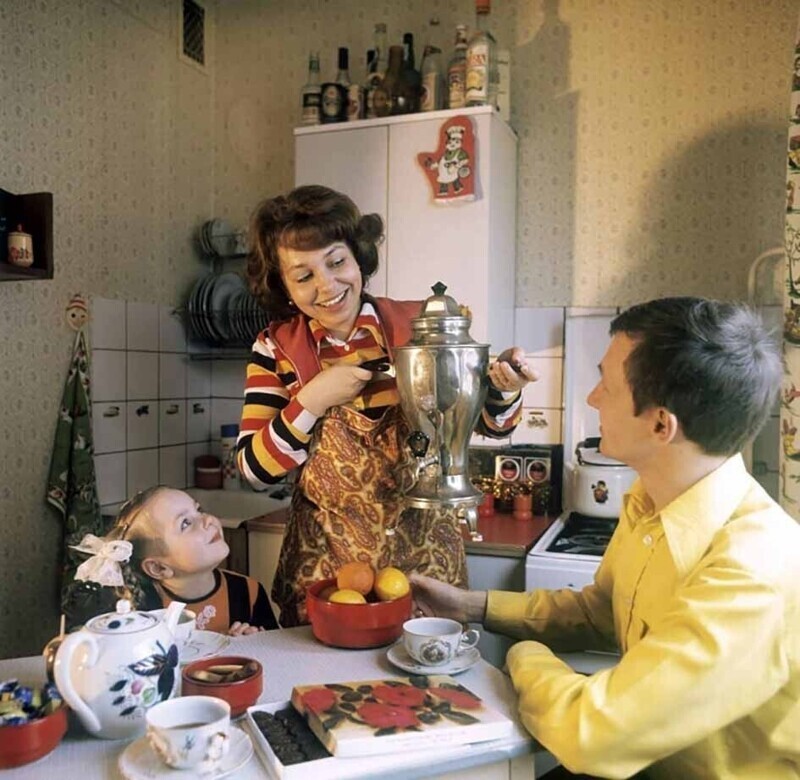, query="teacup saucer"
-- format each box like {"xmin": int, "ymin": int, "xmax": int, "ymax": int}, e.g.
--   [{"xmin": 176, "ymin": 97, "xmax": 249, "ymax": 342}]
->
[
  {"xmin": 386, "ymin": 642, "xmax": 481, "ymax": 676},
  {"xmin": 118, "ymin": 725, "xmax": 253, "ymax": 779},
  {"xmin": 180, "ymin": 630, "xmax": 232, "ymax": 665}
]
